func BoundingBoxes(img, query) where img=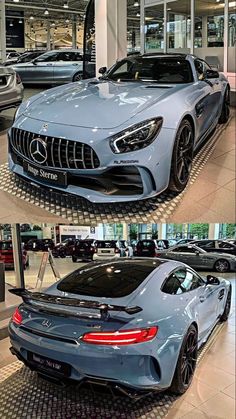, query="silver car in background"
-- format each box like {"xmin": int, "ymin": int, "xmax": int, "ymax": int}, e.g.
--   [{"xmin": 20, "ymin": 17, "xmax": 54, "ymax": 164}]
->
[
  {"xmin": 157, "ymin": 244, "xmax": 236, "ymax": 273},
  {"xmin": 0, "ymin": 66, "xmax": 23, "ymax": 112},
  {"xmin": 11, "ymin": 49, "xmax": 95, "ymax": 84}
]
